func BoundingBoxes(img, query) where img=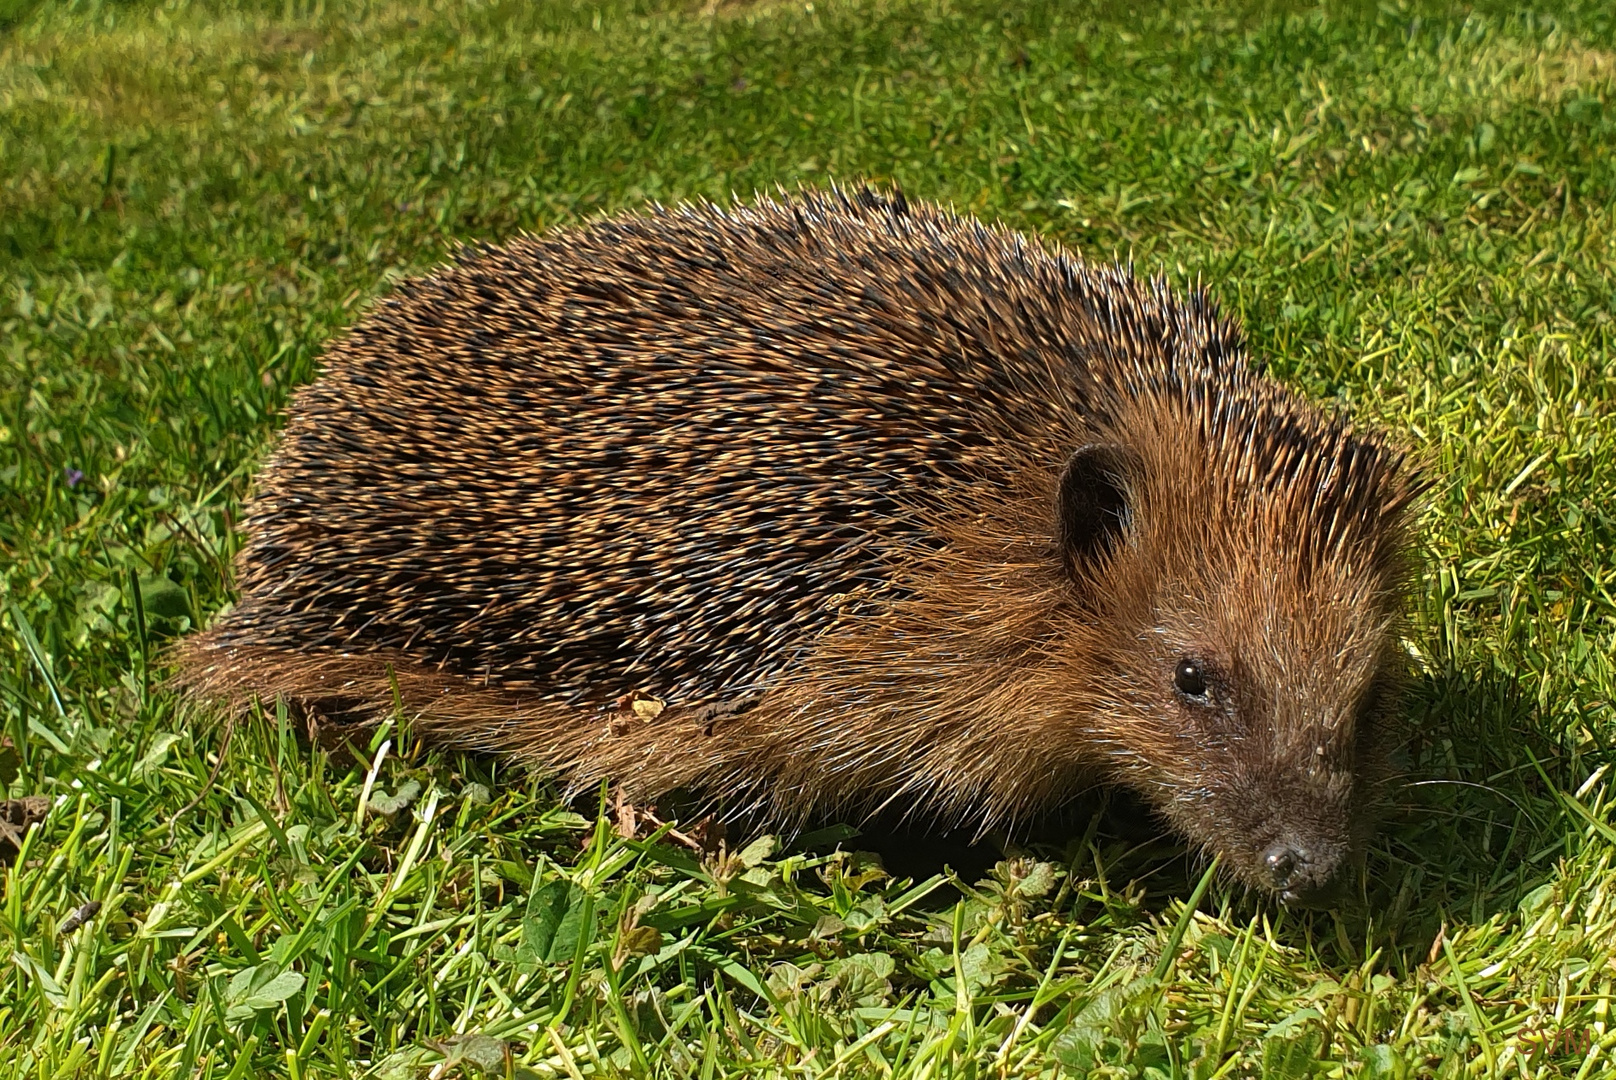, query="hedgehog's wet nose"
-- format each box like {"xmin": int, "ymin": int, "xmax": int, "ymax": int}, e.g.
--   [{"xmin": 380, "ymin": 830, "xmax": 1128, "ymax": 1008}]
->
[
  {"xmin": 1262, "ymin": 841, "xmax": 1346, "ymax": 907},
  {"xmin": 1262, "ymin": 842, "xmax": 1306, "ymax": 890}
]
